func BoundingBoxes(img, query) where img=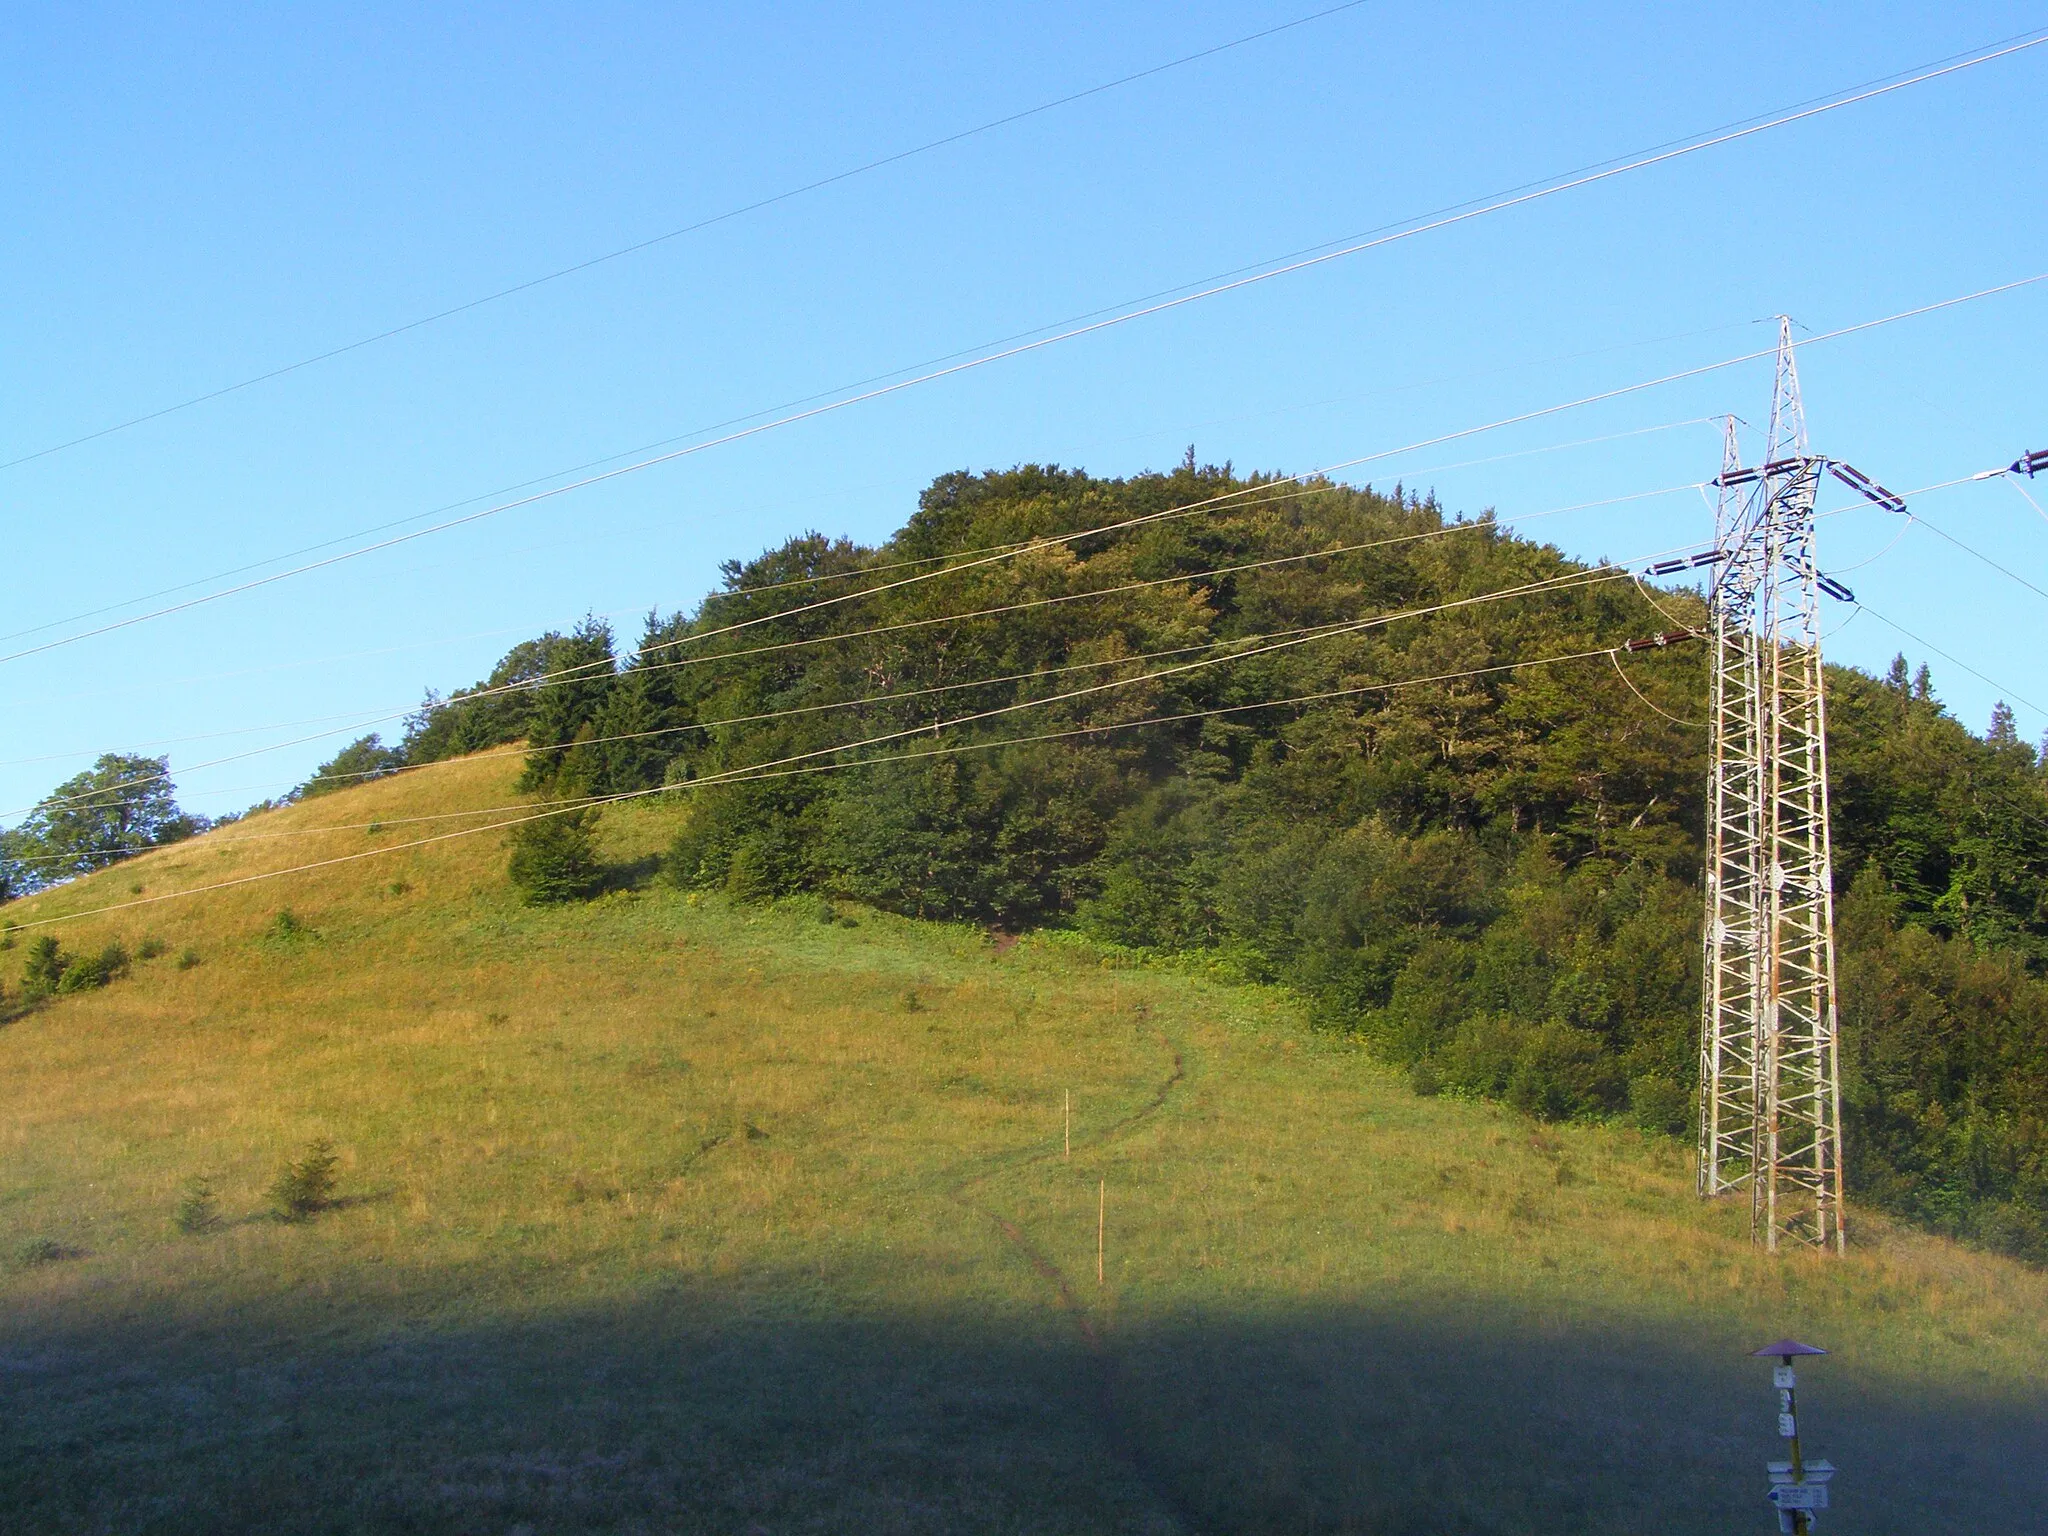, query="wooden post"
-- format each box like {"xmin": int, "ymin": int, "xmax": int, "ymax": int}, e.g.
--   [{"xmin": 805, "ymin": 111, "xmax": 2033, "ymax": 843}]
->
[
  {"xmin": 1097, "ymin": 1178, "xmax": 1105, "ymax": 1286},
  {"xmin": 1064, "ymin": 1090, "xmax": 1071, "ymax": 1160}
]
